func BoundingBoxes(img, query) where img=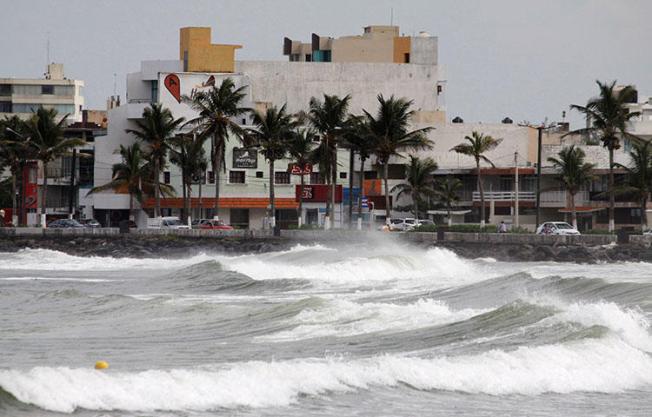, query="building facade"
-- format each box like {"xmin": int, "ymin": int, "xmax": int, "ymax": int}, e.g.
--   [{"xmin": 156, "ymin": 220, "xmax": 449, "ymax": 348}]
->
[{"xmin": 0, "ymin": 63, "xmax": 84, "ymax": 123}]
